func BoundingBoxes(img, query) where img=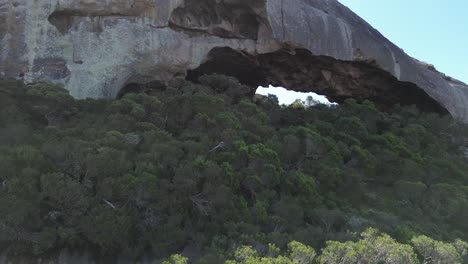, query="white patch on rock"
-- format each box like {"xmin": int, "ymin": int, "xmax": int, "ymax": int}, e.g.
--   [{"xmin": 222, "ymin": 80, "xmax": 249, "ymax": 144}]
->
[
  {"xmin": 385, "ymin": 44, "xmax": 401, "ymax": 80},
  {"xmin": 337, "ymin": 18, "xmax": 353, "ymax": 59},
  {"xmin": 390, "ymin": 51, "xmax": 401, "ymax": 80}
]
